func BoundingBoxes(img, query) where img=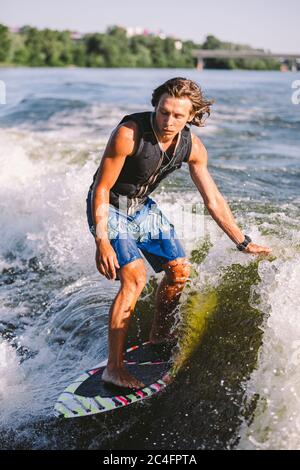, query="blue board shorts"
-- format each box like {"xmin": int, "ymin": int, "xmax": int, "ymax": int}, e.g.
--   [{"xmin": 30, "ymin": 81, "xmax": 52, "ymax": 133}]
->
[{"xmin": 86, "ymin": 189, "xmax": 186, "ymax": 279}]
